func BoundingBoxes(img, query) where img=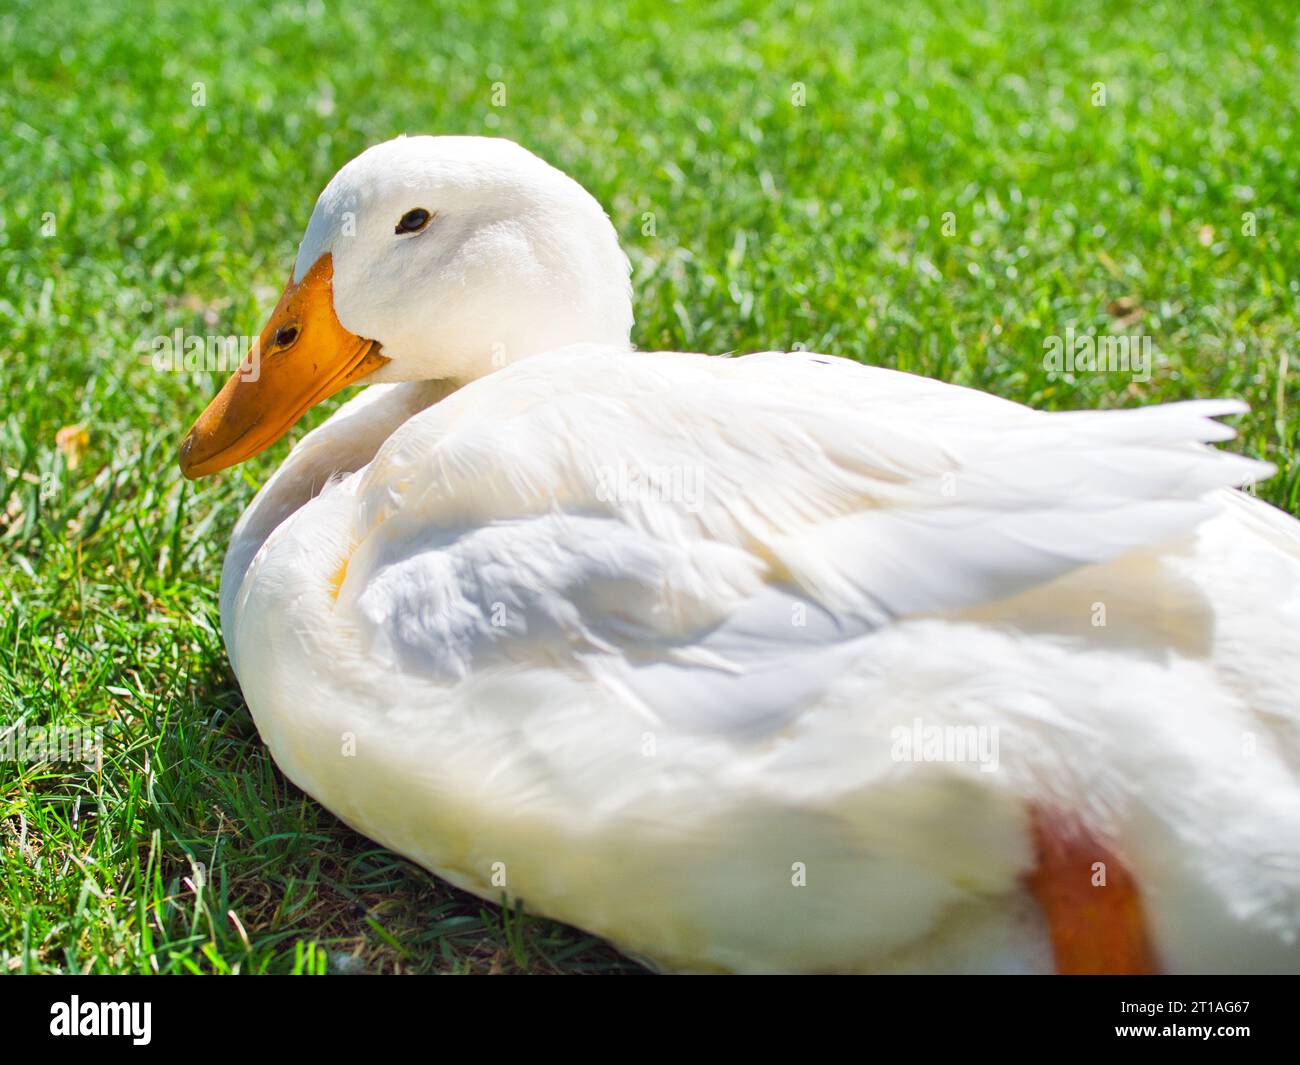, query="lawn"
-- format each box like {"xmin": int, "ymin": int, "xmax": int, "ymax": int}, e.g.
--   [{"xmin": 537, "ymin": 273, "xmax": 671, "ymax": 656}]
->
[{"xmin": 1, "ymin": 0, "xmax": 1296, "ymax": 973}]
